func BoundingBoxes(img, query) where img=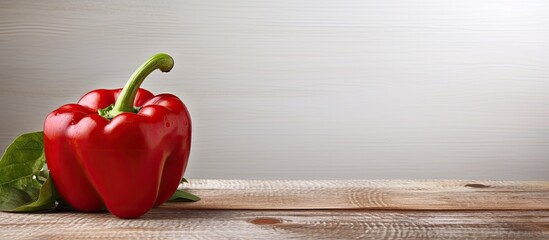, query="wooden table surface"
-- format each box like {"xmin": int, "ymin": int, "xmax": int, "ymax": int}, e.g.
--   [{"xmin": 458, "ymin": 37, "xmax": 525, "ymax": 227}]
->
[{"xmin": 1, "ymin": 179, "xmax": 548, "ymax": 239}]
